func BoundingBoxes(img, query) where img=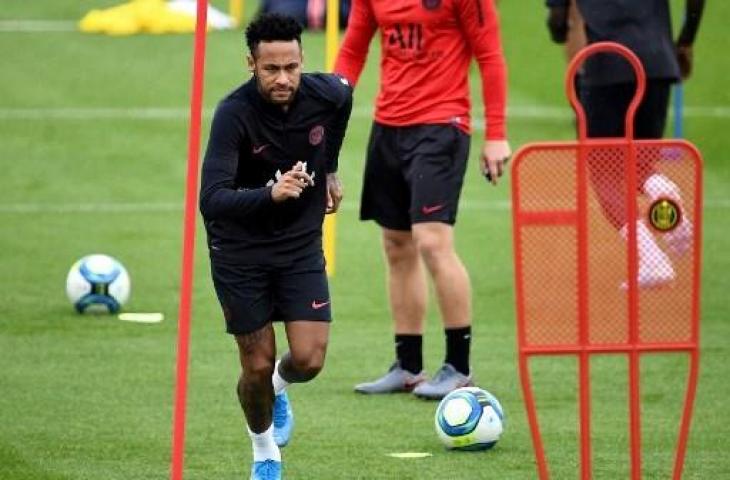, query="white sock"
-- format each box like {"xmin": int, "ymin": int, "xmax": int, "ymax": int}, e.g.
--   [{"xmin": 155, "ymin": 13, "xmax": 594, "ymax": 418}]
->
[
  {"xmin": 248, "ymin": 424, "xmax": 281, "ymax": 462},
  {"xmin": 272, "ymin": 359, "xmax": 290, "ymax": 396}
]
